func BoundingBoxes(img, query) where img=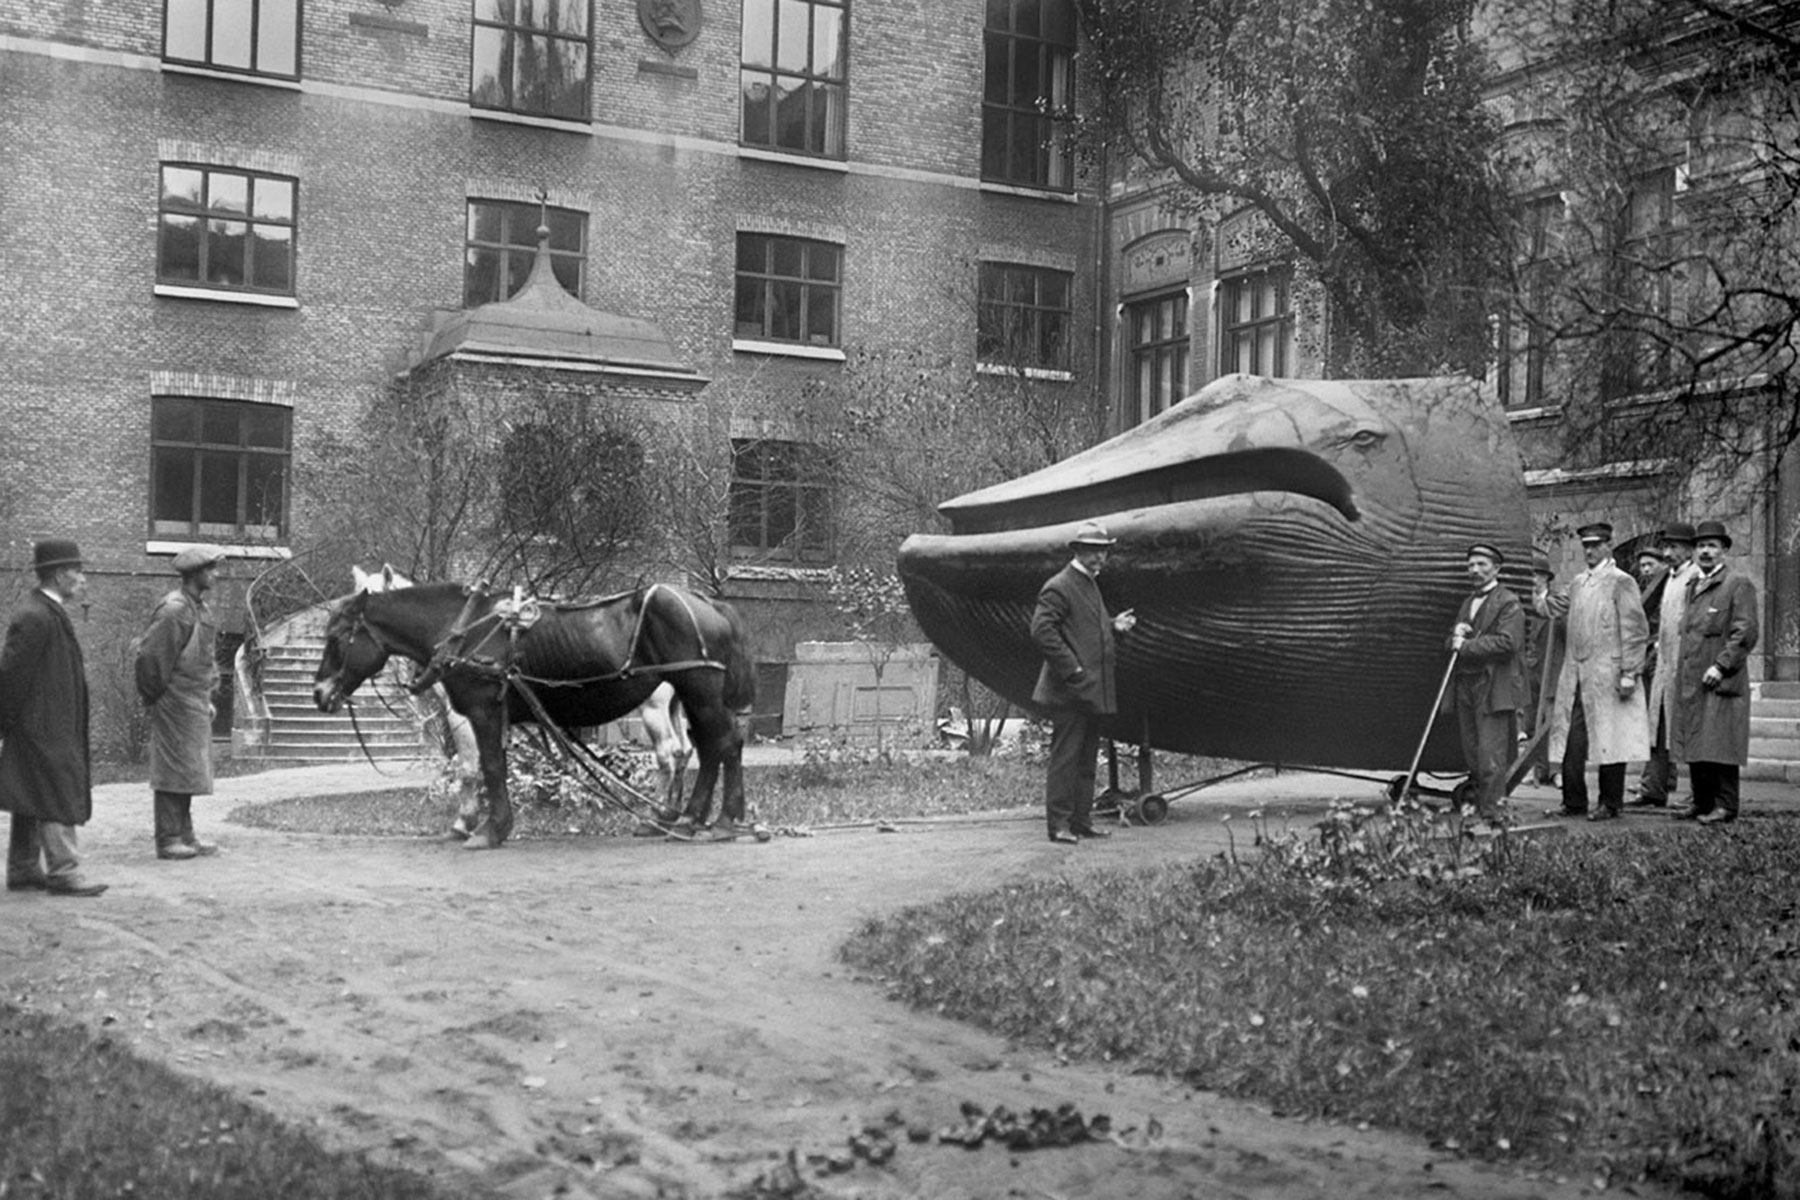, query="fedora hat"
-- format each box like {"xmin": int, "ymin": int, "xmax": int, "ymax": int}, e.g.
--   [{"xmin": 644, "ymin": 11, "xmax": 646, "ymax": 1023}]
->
[
  {"xmin": 32, "ymin": 538, "xmax": 83, "ymax": 572},
  {"xmin": 1661, "ymin": 520, "xmax": 1697, "ymax": 545},
  {"xmin": 1694, "ymin": 520, "xmax": 1732, "ymax": 549},
  {"xmin": 1069, "ymin": 521, "xmax": 1117, "ymax": 548}
]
